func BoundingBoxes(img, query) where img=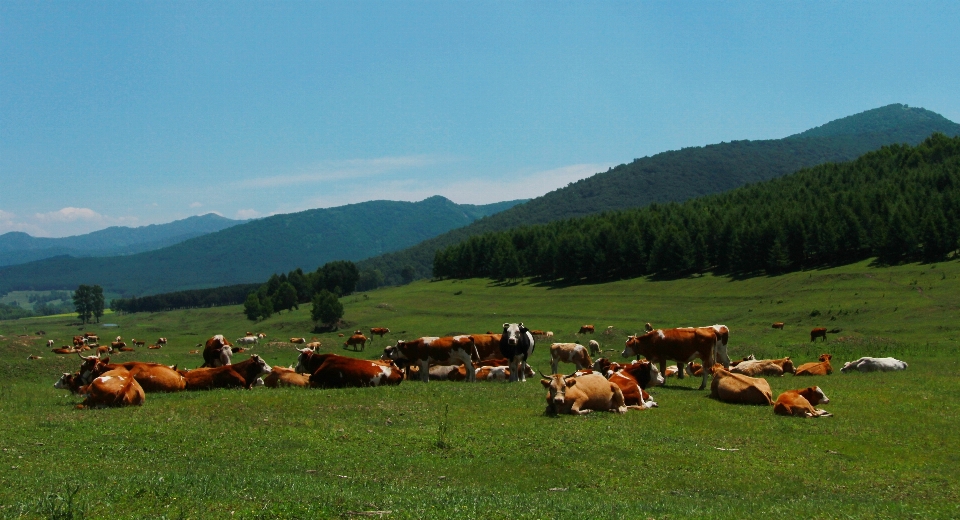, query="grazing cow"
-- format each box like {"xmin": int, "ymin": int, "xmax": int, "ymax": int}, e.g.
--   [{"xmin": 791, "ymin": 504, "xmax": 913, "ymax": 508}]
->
[
  {"xmin": 157, "ymin": 337, "xmax": 167, "ymax": 346},
  {"xmin": 731, "ymin": 357, "xmax": 796, "ymax": 377},
  {"xmin": 344, "ymin": 332, "xmax": 368, "ymax": 351},
  {"xmin": 382, "ymin": 336, "xmax": 478, "ymax": 382},
  {"xmin": 469, "ymin": 333, "xmax": 503, "ymax": 360},
  {"xmin": 201, "ymin": 335, "xmax": 233, "ymax": 367},
  {"xmin": 305, "ymin": 341, "xmax": 322, "ymax": 349},
  {"xmin": 78, "ymin": 355, "xmax": 186, "ymax": 392},
  {"xmin": 841, "ymin": 357, "xmax": 908, "ymax": 373},
  {"xmin": 500, "ymin": 323, "xmax": 536, "ymax": 382},
  {"xmin": 622, "ymin": 328, "xmax": 717, "ymax": 390},
  {"xmin": 96, "ymin": 345, "xmax": 111, "ymax": 355},
  {"xmin": 36, "ymin": 330, "xmax": 46, "ymax": 335},
  {"xmin": 541, "ymin": 372, "xmax": 628, "ymax": 415},
  {"xmin": 578, "ymin": 325, "xmax": 595, "ymax": 335},
  {"xmin": 110, "ymin": 341, "xmax": 126, "ymax": 351},
  {"xmin": 290, "ymin": 338, "xmax": 307, "ymax": 344},
  {"xmin": 262, "ymin": 366, "xmax": 310, "ymax": 388},
  {"xmin": 709, "ymin": 364, "xmax": 773, "ymax": 405},
  {"xmin": 549, "ymin": 343, "xmax": 592, "ymax": 374},
  {"xmin": 179, "ymin": 355, "xmax": 272, "ymax": 390},
  {"xmin": 774, "ymin": 386, "xmax": 832, "ymax": 417},
  {"xmin": 370, "ymin": 327, "xmax": 390, "ymax": 337},
  {"xmin": 607, "ymin": 360, "xmax": 664, "ymax": 409},
  {"xmin": 236, "ymin": 336, "xmax": 259, "ymax": 346},
  {"xmin": 810, "ymin": 328, "xmax": 828, "ymax": 342},
  {"xmin": 588, "ymin": 340, "xmax": 601, "ymax": 356},
  {"xmin": 132, "ymin": 339, "xmax": 146, "ymax": 348},
  {"xmin": 54, "ymin": 372, "xmax": 84, "ymax": 393},
  {"xmin": 299, "ymin": 353, "xmax": 403, "ymax": 388},
  {"xmin": 76, "ymin": 368, "xmax": 145, "ymax": 409},
  {"xmin": 795, "ymin": 354, "xmax": 833, "ymax": 376},
  {"xmin": 772, "ymin": 322, "xmax": 785, "ymax": 330},
  {"xmin": 47, "ymin": 339, "xmax": 54, "ymax": 348}
]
